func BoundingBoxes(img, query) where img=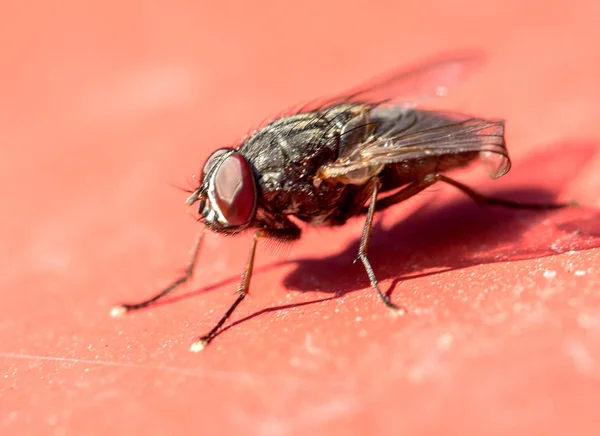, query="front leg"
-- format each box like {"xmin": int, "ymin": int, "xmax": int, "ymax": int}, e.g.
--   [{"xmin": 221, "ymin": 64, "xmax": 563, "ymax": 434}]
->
[
  {"xmin": 111, "ymin": 230, "xmax": 205, "ymax": 315},
  {"xmin": 190, "ymin": 222, "xmax": 301, "ymax": 351}
]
